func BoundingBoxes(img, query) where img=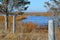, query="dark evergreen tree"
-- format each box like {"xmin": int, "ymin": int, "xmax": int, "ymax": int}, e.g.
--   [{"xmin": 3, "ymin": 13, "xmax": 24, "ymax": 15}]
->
[
  {"xmin": 0, "ymin": 0, "xmax": 30, "ymax": 29},
  {"xmin": 44, "ymin": 0, "xmax": 60, "ymax": 27}
]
